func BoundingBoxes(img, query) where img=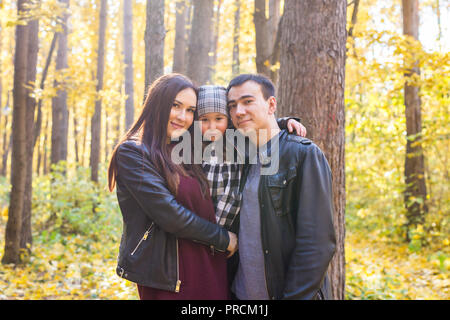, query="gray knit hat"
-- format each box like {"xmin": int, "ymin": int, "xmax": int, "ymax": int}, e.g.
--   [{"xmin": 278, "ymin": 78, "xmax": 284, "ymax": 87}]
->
[{"xmin": 197, "ymin": 85, "xmax": 228, "ymax": 118}]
